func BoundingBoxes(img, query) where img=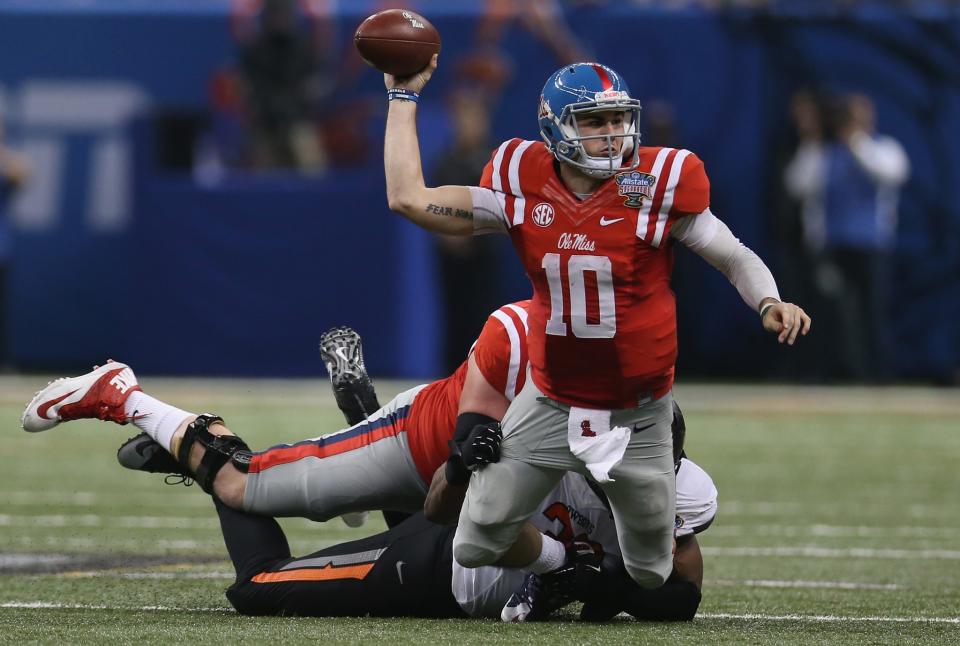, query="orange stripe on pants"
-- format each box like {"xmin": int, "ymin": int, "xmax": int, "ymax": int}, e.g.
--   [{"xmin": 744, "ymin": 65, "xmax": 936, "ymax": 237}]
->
[{"xmin": 251, "ymin": 562, "xmax": 375, "ymax": 583}]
